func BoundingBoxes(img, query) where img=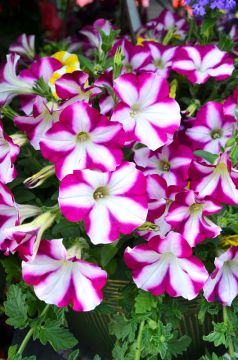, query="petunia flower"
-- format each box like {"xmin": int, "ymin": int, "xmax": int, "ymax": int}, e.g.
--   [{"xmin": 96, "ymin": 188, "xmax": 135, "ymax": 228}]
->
[
  {"xmin": 120, "ymin": 39, "xmax": 151, "ymax": 73},
  {"xmin": 111, "ymin": 72, "xmax": 181, "ymax": 150},
  {"xmin": 14, "ymin": 96, "xmax": 60, "ymax": 150},
  {"xmin": 139, "ymin": 175, "xmax": 180, "ymax": 240},
  {"xmin": 94, "ymin": 71, "xmax": 114, "ymax": 116},
  {"xmin": 186, "ymin": 101, "xmax": 236, "ymax": 153},
  {"xmin": 9, "ymin": 33, "xmax": 35, "ymax": 60},
  {"xmin": 0, "ymin": 121, "xmax": 20, "ymax": 184},
  {"xmin": 165, "ymin": 189, "xmax": 222, "ymax": 247},
  {"xmin": 54, "ymin": 70, "xmax": 89, "ymax": 100},
  {"xmin": 59, "ymin": 162, "xmax": 148, "ymax": 245},
  {"xmin": 81, "ymin": 18, "xmax": 114, "ymax": 50},
  {"xmin": 0, "ymin": 182, "xmax": 40, "ymax": 251},
  {"xmin": 142, "ymin": 42, "xmax": 177, "ymax": 78},
  {"xmin": 134, "ymin": 141, "xmax": 193, "ymax": 186},
  {"xmin": 146, "ymin": 10, "xmax": 188, "ymax": 40},
  {"xmin": 223, "ymin": 86, "xmax": 238, "ymax": 121},
  {"xmin": 3, "ymin": 211, "xmax": 56, "ymax": 259},
  {"xmin": 190, "ymin": 152, "xmax": 238, "ymax": 205},
  {"xmin": 40, "ymin": 101, "xmax": 125, "ymax": 180},
  {"xmin": 203, "ymin": 247, "xmax": 238, "ymax": 306},
  {"xmin": 49, "ymin": 51, "xmax": 81, "ymax": 97},
  {"xmin": 22, "ymin": 239, "xmax": 107, "ymax": 311},
  {"xmin": 0, "ymin": 54, "xmax": 34, "ymax": 107},
  {"xmin": 124, "ymin": 231, "xmax": 208, "ymax": 300},
  {"xmin": 18, "ymin": 56, "xmax": 62, "ymax": 114},
  {"xmin": 172, "ymin": 45, "xmax": 234, "ymax": 84}
]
